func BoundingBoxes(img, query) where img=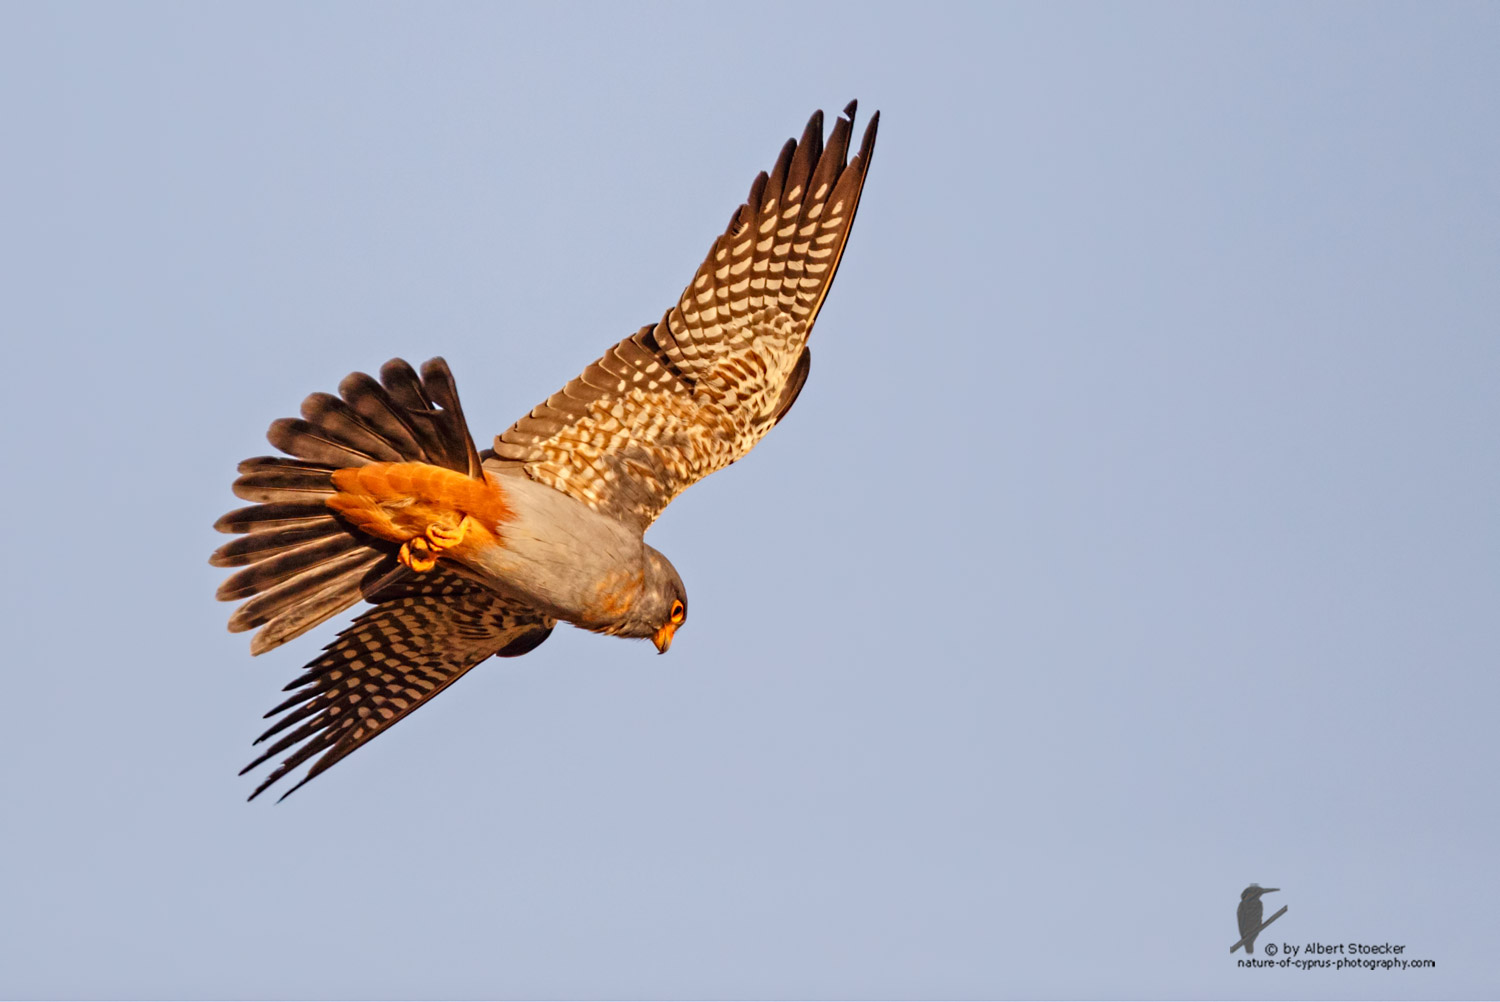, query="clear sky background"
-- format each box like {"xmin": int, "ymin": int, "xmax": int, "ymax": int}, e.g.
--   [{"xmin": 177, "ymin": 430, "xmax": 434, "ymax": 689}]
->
[{"xmin": 2, "ymin": 3, "xmax": 1496, "ymax": 999}]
